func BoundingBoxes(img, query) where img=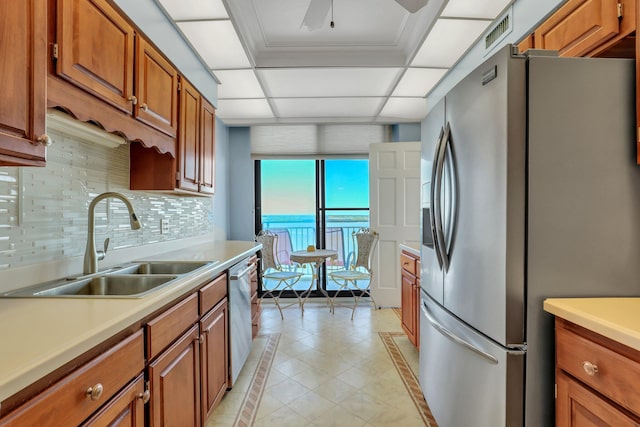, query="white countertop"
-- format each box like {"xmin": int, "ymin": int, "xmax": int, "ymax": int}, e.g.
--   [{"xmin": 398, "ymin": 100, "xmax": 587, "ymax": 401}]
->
[
  {"xmin": 544, "ymin": 298, "xmax": 640, "ymax": 352},
  {"xmin": 0, "ymin": 240, "xmax": 260, "ymax": 404},
  {"xmin": 399, "ymin": 243, "xmax": 420, "ymax": 257}
]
